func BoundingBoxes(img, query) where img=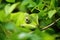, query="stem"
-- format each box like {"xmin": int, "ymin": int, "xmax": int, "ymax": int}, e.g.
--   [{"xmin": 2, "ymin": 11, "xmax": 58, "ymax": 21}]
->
[{"xmin": 41, "ymin": 18, "xmax": 60, "ymax": 30}]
